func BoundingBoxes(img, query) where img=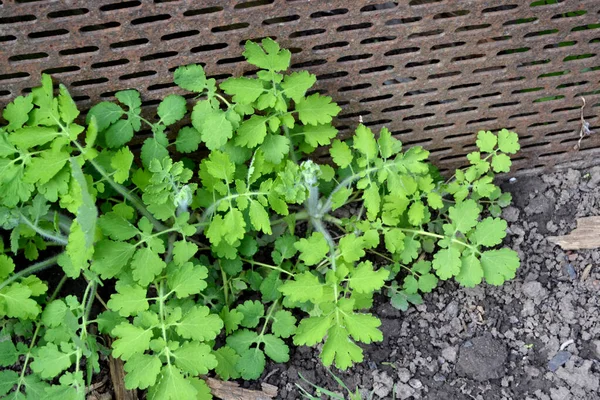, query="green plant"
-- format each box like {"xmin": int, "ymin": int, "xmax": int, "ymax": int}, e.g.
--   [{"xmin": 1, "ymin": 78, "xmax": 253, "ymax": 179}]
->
[
  {"xmin": 297, "ymin": 370, "xmax": 373, "ymax": 400},
  {"xmin": 0, "ymin": 38, "xmax": 520, "ymax": 399}
]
